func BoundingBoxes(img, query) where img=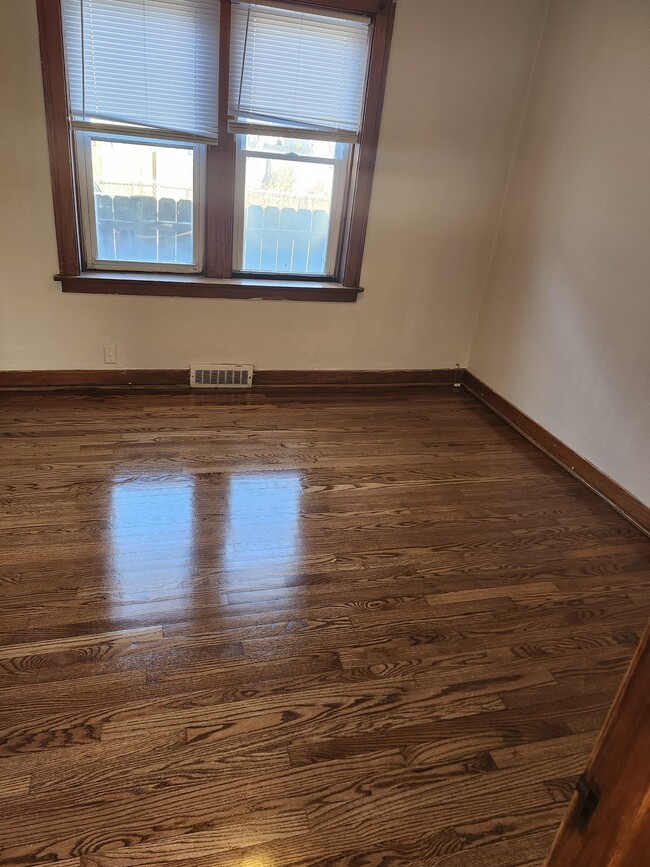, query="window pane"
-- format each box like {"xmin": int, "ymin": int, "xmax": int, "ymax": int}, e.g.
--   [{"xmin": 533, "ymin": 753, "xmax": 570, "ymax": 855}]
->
[
  {"xmin": 90, "ymin": 139, "xmax": 195, "ymax": 265},
  {"xmin": 241, "ymin": 155, "xmax": 336, "ymax": 275},
  {"xmin": 244, "ymin": 135, "xmax": 338, "ymax": 160}
]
